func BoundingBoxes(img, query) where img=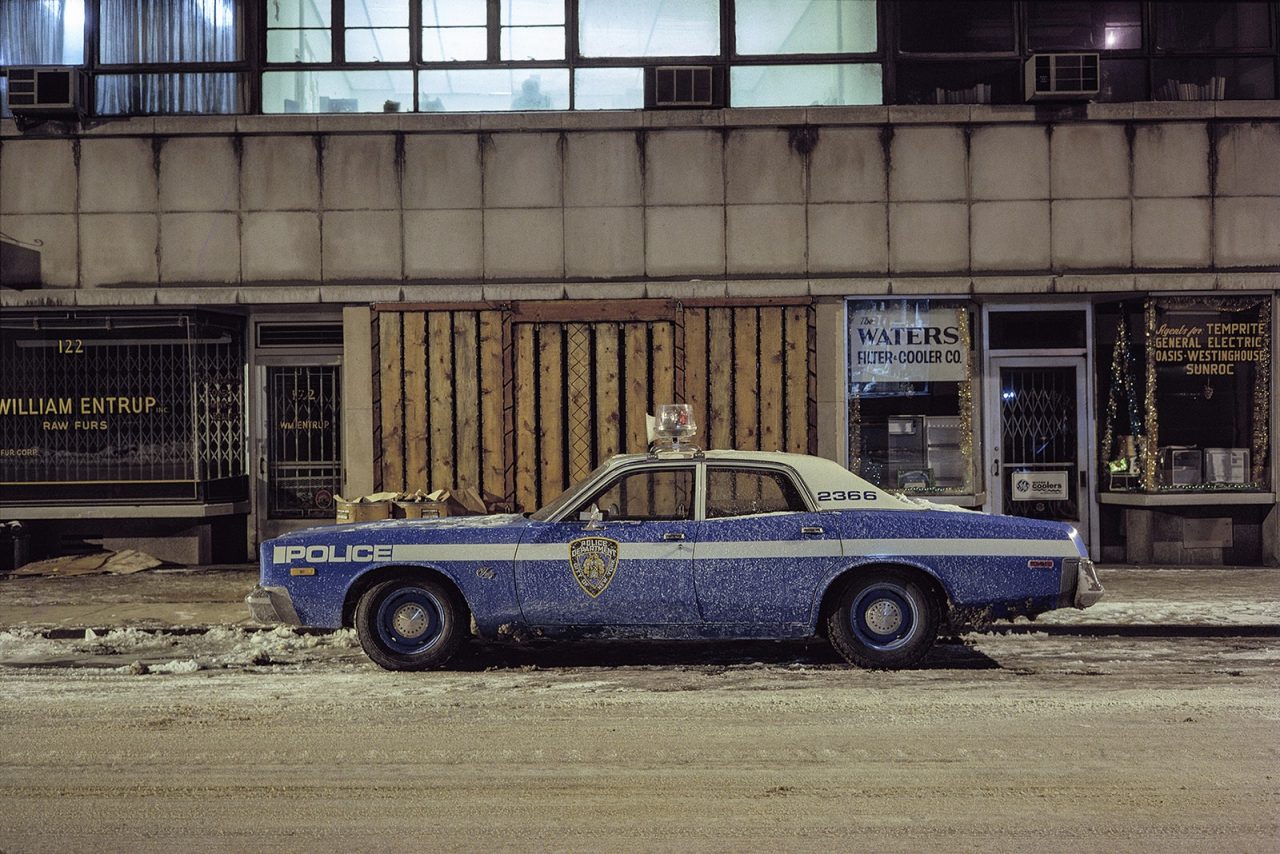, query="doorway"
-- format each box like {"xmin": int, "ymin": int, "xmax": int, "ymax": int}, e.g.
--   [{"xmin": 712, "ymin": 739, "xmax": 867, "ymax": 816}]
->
[{"xmin": 986, "ymin": 356, "xmax": 1092, "ymax": 546}]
